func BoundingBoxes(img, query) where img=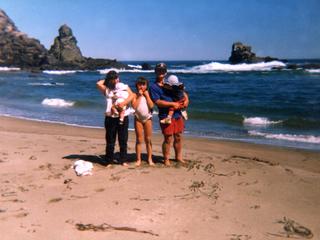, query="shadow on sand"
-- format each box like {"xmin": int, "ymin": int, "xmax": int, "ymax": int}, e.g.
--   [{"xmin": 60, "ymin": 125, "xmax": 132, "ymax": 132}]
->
[{"xmin": 63, "ymin": 152, "xmax": 164, "ymax": 166}]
